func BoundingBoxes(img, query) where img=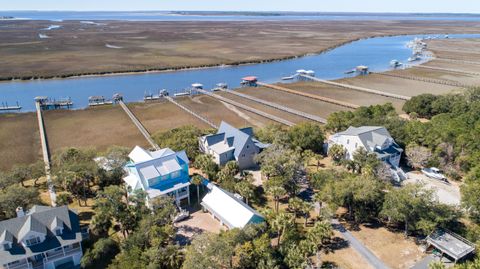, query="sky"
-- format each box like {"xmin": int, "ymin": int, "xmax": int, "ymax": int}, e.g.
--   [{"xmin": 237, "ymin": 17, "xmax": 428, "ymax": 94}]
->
[{"xmin": 1, "ymin": 0, "xmax": 480, "ymax": 13}]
